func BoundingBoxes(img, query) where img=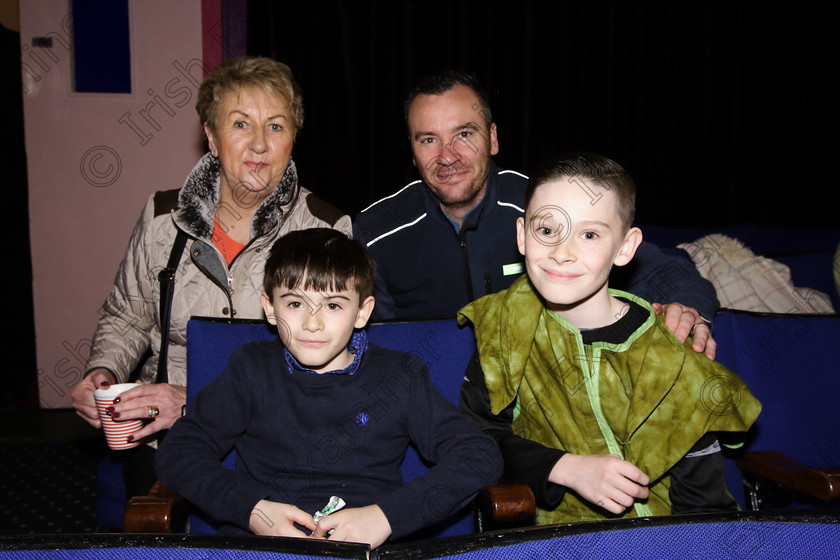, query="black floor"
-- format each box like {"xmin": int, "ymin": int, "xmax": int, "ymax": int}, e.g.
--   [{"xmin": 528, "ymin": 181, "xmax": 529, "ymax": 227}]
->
[{"xmin": 0, "ymin": 406, "xmax": 108, "ymax": 535}]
